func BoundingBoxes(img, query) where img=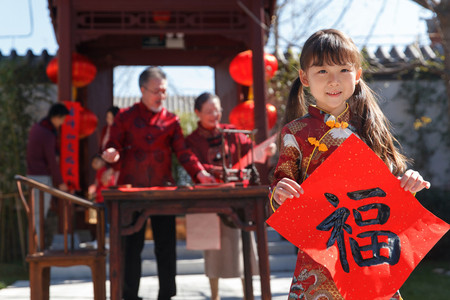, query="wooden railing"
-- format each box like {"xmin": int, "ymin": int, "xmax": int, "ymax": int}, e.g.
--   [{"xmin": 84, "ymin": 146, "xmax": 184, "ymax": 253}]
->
[
  {"xmin": 15, "ymin": 174, "xmax": 107, "ymax": 300},
  {"xmin": 15, "ymin": 174, "xmax": 105, "ymax": 255}
]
